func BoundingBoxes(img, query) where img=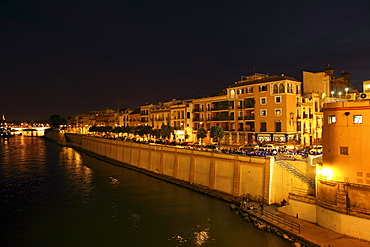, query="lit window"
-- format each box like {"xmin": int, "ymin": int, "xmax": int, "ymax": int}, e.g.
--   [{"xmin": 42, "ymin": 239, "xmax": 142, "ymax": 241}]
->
[
  {"xmin": 354, "ymin": 115, "xmax": 362, "ymax": 124},
  {"xmin": 260, "ymin": 97, "xmax": 267, "ymax": 105},
  {"xmin": 275, "ymin": 96, "xmax": 281, "ymax": 103},
  {"xmin": 238, "ymin": 88, "xmax": 244, "ymax": 94},
  {"xmin": 328, "ymin": 115, "xmax": 336, "ymax": 124},
  {"xmin": 230, "ymin": 89, "xmax": 235, "ymax": 98},
  {"xmin": 275, "ymin": 109, "xmax": 282, "ymax": 116},
  {"xmin": 261, "ymin": 109, "xmax": 267, "ymax": 117}
]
